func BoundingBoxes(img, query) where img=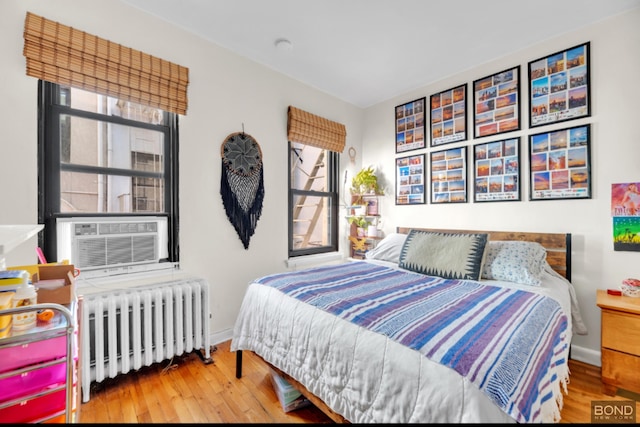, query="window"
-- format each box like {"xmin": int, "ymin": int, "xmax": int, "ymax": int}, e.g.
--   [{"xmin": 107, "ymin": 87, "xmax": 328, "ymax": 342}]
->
[
  {"xmin": 288, "ymin": 141, "xmax": 339, "ymax": 257},
  {"xmin": 286, "ymin": 106, "xmax": 345, "ymax": 258},
  {"xmin": 38, "ymin": 81, "xmax": 179, "ymax": 263}
]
